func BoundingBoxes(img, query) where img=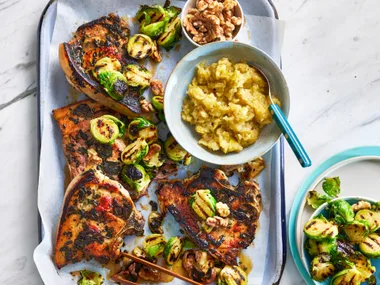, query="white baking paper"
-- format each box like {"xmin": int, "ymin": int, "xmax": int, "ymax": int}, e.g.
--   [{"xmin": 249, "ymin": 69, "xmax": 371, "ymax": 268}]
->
[{"xmin": 34, "ymin": 0, "xmax": 285, "ymax": 284}]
